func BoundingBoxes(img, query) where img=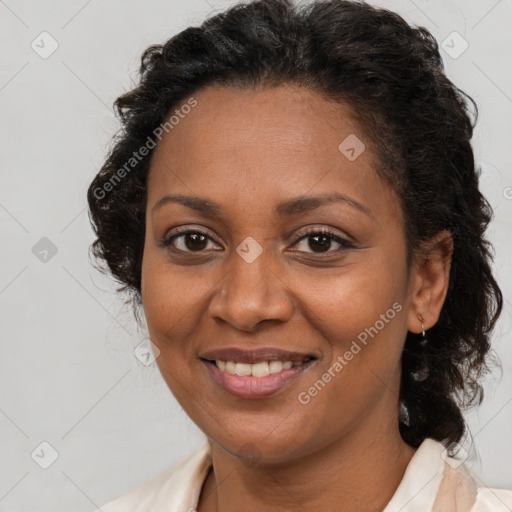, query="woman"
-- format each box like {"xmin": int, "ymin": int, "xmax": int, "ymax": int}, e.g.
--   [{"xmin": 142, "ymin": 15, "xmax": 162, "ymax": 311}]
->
[{"xmin": 87, "ymin": 0, "xmax": 512, "ymax": 510}]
